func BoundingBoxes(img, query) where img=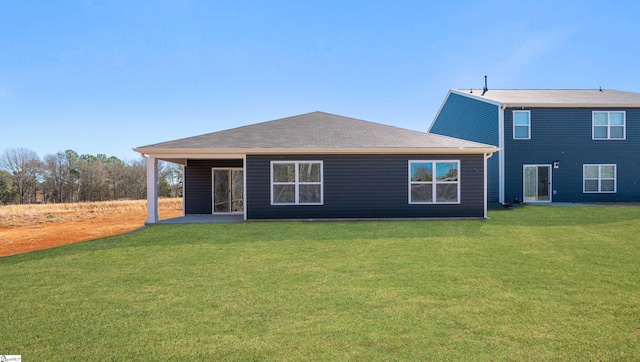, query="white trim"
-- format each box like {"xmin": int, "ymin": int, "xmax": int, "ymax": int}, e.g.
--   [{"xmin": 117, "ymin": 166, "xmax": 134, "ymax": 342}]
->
[
  {"xmin": 146, "ymin": 157, "xmax": 159, "ymax": 224},
  {"xmin": 429, "ymin": 89, "xmax": 503, "ymax": 133},
  {"xmin": 500, "ymin": 102, "xmax": 639, "ymax": 108},
  {"xmin": 583, "ymin": 164, "xmax": 617, "ymax": 193},
  {"xmin": 512, "ymin": 110, "xmax": 531, "ymax": 140},
  {"xmin": 446, "ymin": 90, "xmax": 640, "ymax": 108},
  {"xmin": 448, "ymin": 89, "xmax": 503, "ymax": 106},
  {"xmin": 134, "ymin": 147, "xmax": 498, "ymax": 159},
  {"xmin": 271, "ymin": 161, "xmax": 324, "ymax": 205},
  {"xmin": 591, "ymin": 111, "xmax": 626, "ymax": 140},
  {"xmin": 212, "ymin": 168, "xmax": 245, "ymax": 214},
  {"xmin": 522, "ymin": 164, "xmax": 552, "ymax": 203},
  {"xmin": 428, "ymin": 90, "xmax": 454, "ymax": 133},
  {"xmin": 181, "ymin": 164, "xmax": 186, "ymax": 216},
  {"xmin": 408, "ymin": 160, "xmax": 461, "ymax": 204},
  {"xmin": 243, "ymin": 155, "xmax": 247, "ymax": 221},
  {"xmin": 484, "ymin": 153, "xmax": 491, "ymax": 218},
  {"xmin": 498, "ymin": 107, "xmax": 505, "ymax": 204}
]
